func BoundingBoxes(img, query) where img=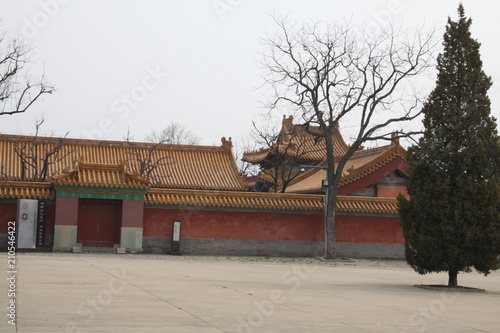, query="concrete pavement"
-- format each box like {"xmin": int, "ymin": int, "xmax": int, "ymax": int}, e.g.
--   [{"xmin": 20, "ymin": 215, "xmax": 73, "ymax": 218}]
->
[{"xmin": 1, "ymin": 253, "xmax": 499, "ymax": 332}]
